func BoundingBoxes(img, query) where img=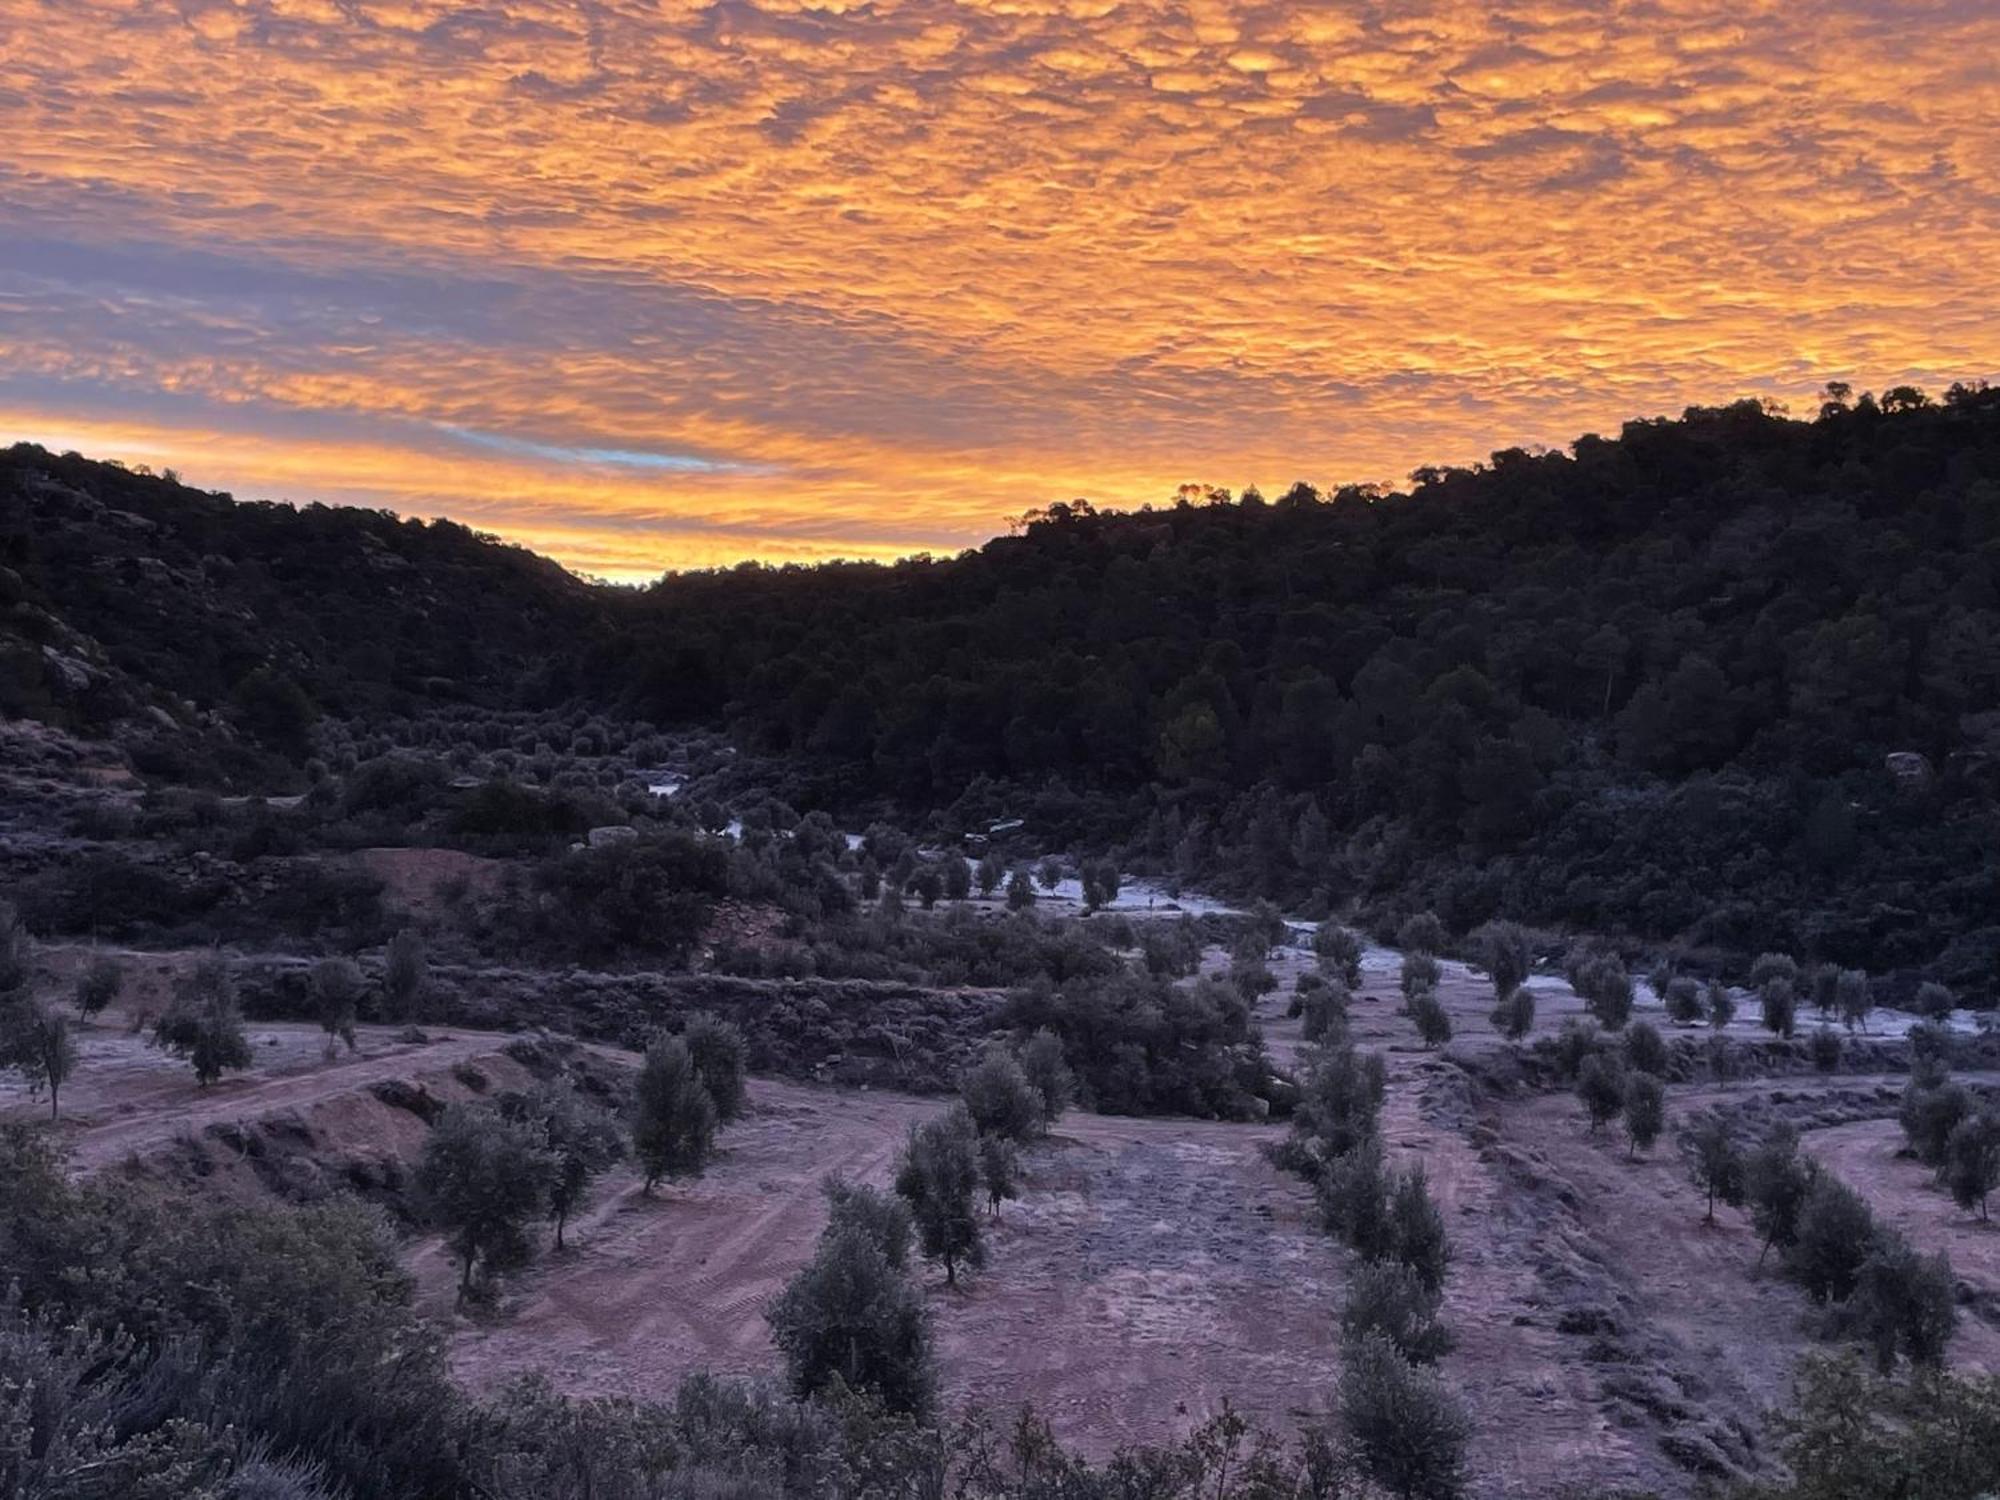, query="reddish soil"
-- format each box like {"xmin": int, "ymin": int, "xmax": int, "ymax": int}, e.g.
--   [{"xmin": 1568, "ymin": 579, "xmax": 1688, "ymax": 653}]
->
[{"xmin": 349, "ymin": 845, "xmax": 508, "ymax": 919}]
